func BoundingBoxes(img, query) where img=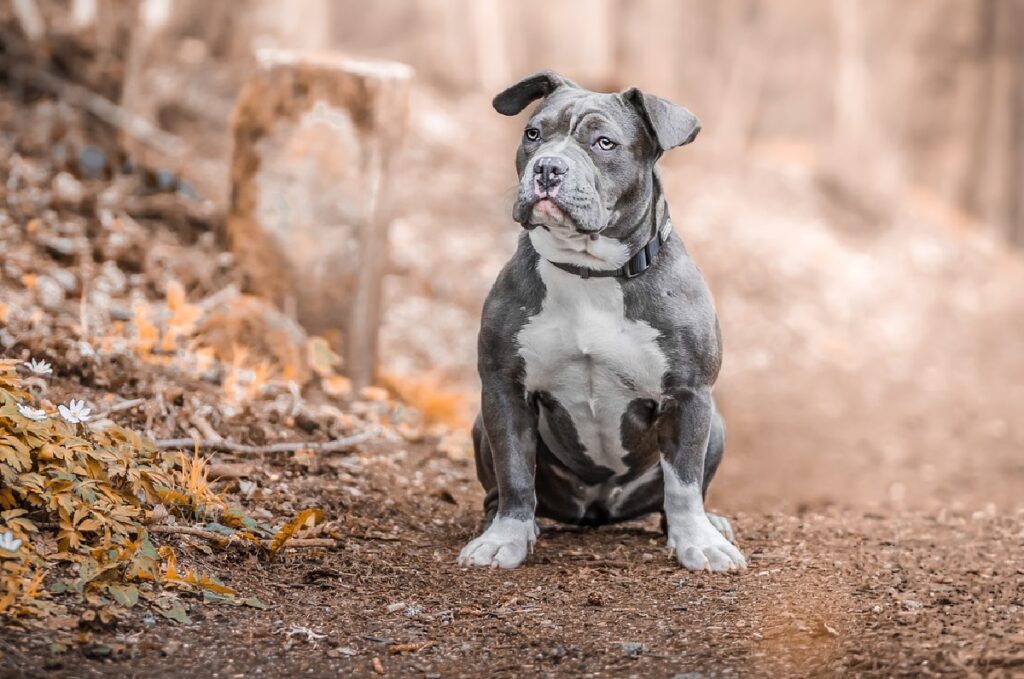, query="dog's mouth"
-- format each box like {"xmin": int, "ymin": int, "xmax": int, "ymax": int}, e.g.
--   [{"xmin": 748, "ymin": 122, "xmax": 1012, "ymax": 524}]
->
[{"xmin": 529, "ymin": 198, "xmax": 574, "ymax": 229}]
